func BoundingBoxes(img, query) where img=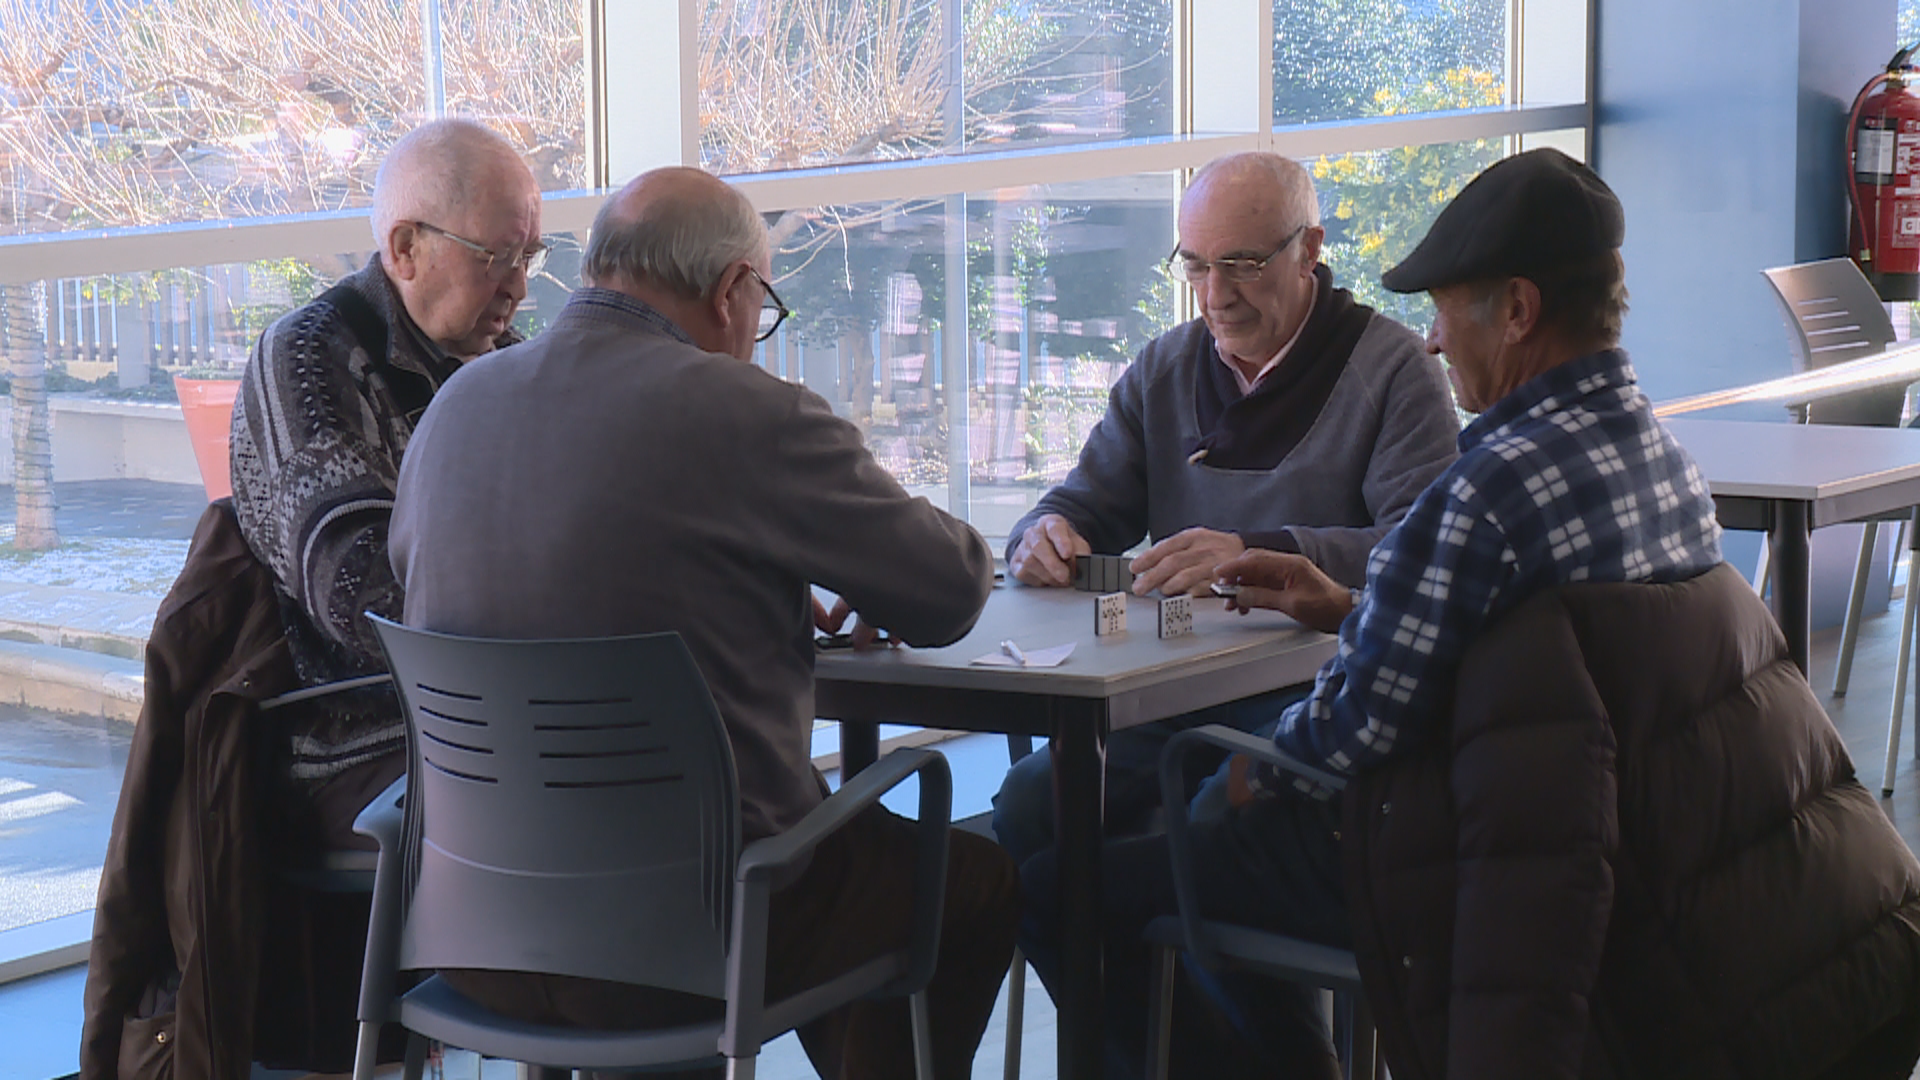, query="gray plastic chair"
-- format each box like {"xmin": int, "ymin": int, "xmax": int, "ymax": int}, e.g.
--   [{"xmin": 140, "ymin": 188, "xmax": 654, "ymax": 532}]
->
[
  {"xmin": 349, "ymin": 616, "xmax": 951, "ymax": 1080},
  {"xmin": 1762, "ymin": 258, "xmax": 1920, "ymax": 795},
  {"xmin": 1144, "ymin": 725, "xmax": 1376, "ymax": 1080}
]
